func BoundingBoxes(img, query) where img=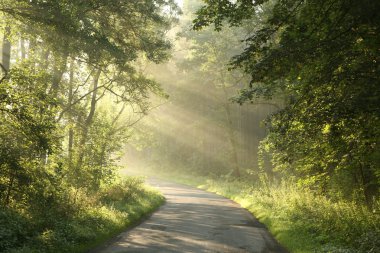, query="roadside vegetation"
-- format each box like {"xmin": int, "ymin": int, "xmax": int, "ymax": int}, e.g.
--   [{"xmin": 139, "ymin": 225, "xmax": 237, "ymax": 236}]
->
[
  {"xmin": 200, "ymin": 178, "xmax": 379, "ymax": 253},
  {"xmin": 1, "ymin": 177, "xmax": 163, "ymax": 253},
  {"xmin": 136, "ymin": 168, "xmax": 379, "ymax": 253}
]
